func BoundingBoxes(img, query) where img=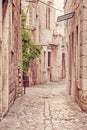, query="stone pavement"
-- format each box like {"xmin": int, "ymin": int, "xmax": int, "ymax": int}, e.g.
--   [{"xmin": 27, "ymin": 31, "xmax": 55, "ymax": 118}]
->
[{"xmin": 0, "ymin": 81, "xmax": 87, "ymax": 130}]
